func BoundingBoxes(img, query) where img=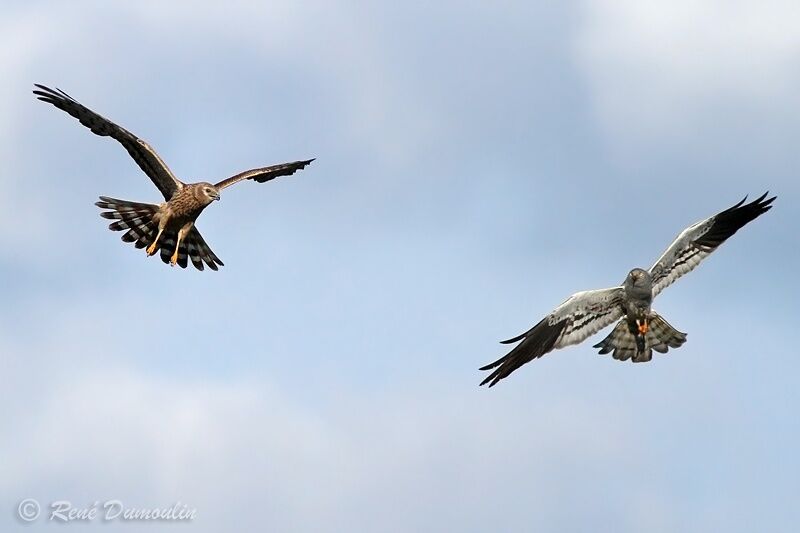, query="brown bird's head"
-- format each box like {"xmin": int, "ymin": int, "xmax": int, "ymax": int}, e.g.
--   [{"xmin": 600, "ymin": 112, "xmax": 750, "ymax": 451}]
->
[{"xmin": 194, "ymin": 182, "xmax": 221, "ymax": 205}]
